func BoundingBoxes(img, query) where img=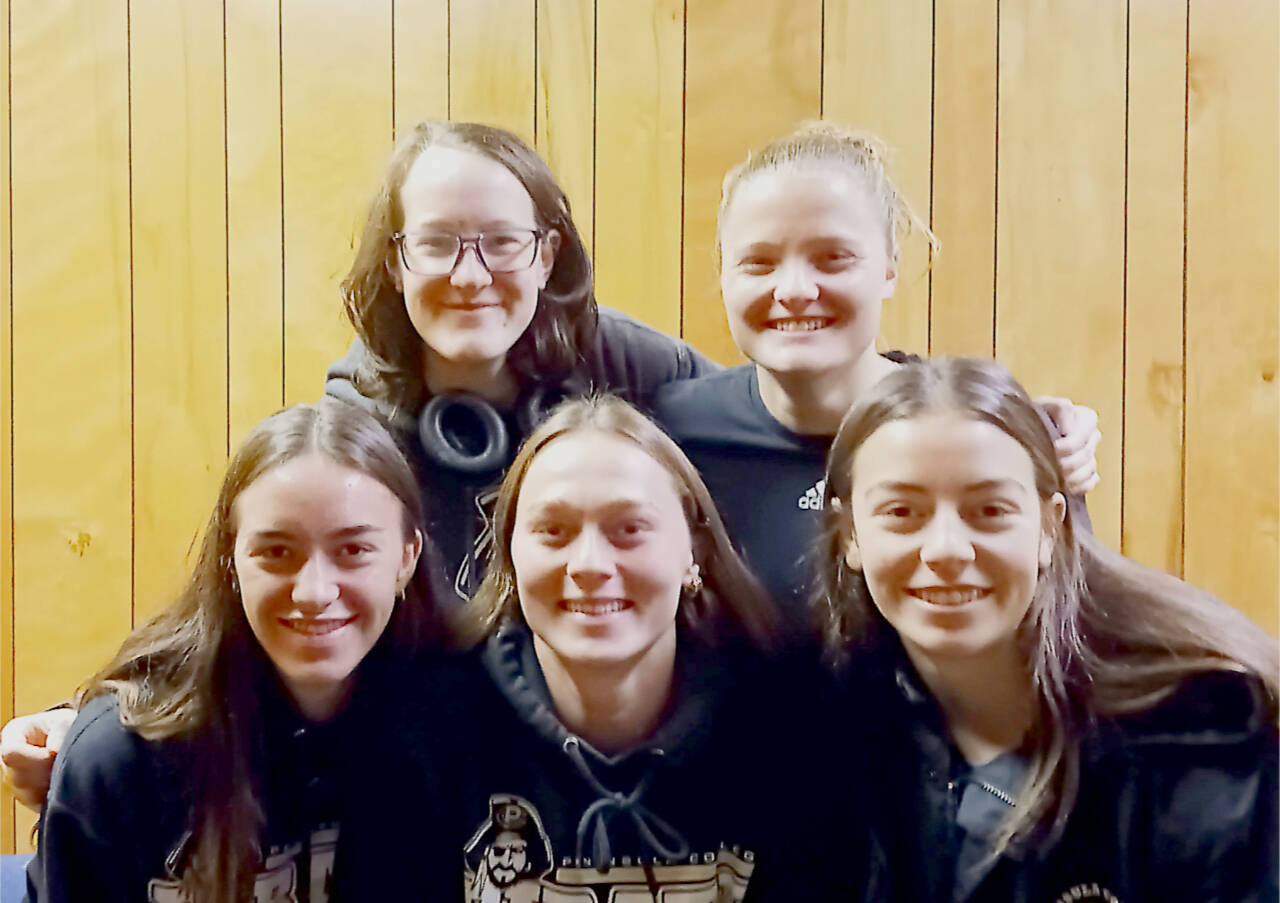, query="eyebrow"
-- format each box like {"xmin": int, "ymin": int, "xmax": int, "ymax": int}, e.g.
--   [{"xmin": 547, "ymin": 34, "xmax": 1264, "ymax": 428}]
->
[
  {"xmin": 867, "ymin": 479, "xmax": 1030, "ymax": 496},
  {"xmin": 525, "ymin": 497, "xmax": 653, "ymax": 517},
  {"xmin": 244, "ymin": 524, "xmax": 382, "ymax": 541}
]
